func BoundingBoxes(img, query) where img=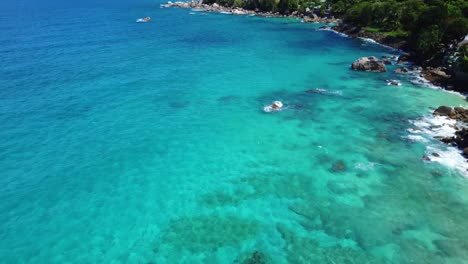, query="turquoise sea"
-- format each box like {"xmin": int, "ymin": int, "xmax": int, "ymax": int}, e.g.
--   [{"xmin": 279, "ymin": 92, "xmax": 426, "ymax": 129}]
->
[{"xmin": 1, "ymin": 0, "xmax": 468, "ymax": 263}]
